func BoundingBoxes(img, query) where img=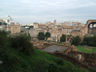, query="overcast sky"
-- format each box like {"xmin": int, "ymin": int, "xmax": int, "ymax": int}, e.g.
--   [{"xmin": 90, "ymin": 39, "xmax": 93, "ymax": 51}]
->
[{"xmin": 0, "ymin": 0, "xmax": 96, "ymax": 24}]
